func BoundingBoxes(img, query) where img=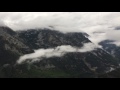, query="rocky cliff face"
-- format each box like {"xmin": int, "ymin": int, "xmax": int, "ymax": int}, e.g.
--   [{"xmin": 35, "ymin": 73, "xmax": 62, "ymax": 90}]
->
[
  {"xmin": 17, "ymin": 29, "xmax": 91, "ymax": 49},
  {"xmin": 16, "ymin": 29, "xmax": 119, "ymax": 77},
  {"xmin": 0, "ymin": 26, "xmax": 34, "ymax": 65},
  {"xmin": 0, "ymin": 27, "xmax": 119, "ymax": 78},
  {"xmin": 99, "ymin": 40, "xmax": 120, "ymax": 61}
]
